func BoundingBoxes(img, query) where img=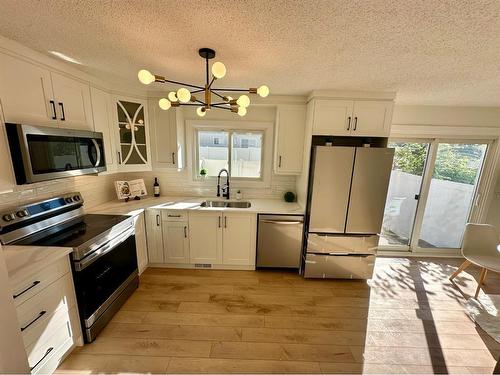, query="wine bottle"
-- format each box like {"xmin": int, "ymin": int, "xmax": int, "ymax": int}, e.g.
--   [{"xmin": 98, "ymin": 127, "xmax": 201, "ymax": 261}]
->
[{"xmin": 153, "ymin": 177, "xmax": 160, "ymax": 197}]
